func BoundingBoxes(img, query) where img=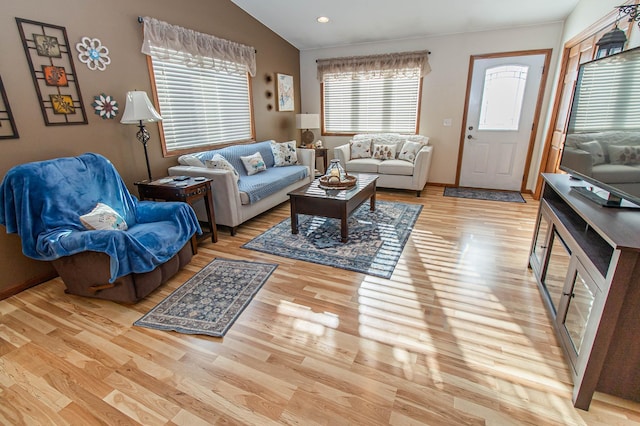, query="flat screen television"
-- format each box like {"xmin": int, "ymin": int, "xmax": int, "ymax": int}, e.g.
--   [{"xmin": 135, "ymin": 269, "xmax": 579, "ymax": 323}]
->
[{"xmin": 560, "ymin": 46, "xmax": 640, "ymax": 208}]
